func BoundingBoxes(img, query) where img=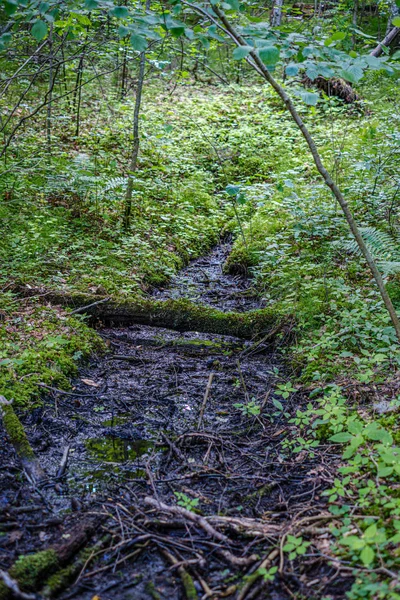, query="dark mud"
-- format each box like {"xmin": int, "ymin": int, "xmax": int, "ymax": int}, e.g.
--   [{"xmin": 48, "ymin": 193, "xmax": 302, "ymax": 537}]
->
[{"xmin": 0, "ymin": 241, "xmax": 346, "ymax": 600}]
